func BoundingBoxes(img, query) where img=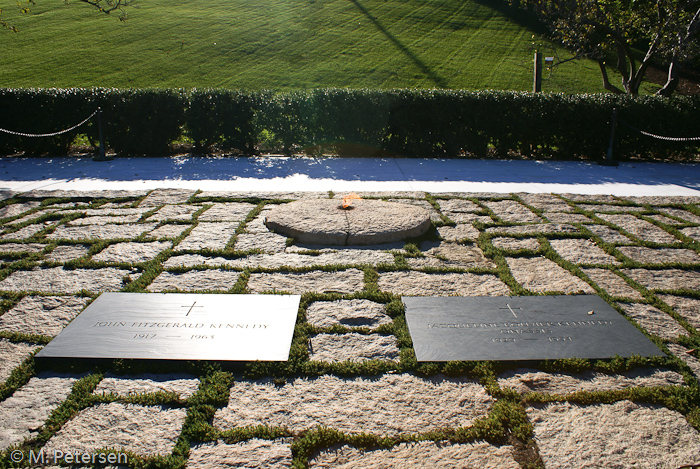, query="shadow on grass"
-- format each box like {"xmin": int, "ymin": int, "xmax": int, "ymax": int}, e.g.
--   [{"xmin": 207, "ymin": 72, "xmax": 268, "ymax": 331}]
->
[{"xmin": 349, "ymin": 0, "xmax": 449, "ymax": 89}]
